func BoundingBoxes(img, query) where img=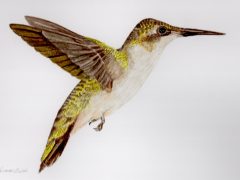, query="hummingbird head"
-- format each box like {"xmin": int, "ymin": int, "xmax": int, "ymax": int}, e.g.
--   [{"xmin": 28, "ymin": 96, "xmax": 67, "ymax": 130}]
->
[{"xmin": 122, "ymin": 18, "xmax": 224, "ymax": 51}]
